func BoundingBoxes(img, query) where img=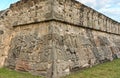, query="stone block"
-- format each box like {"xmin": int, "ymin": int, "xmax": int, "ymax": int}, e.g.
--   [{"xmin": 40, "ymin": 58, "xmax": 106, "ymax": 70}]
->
[{"xmin": 0, "ymin": 0, "xmax": 120, "ymax": 78}]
